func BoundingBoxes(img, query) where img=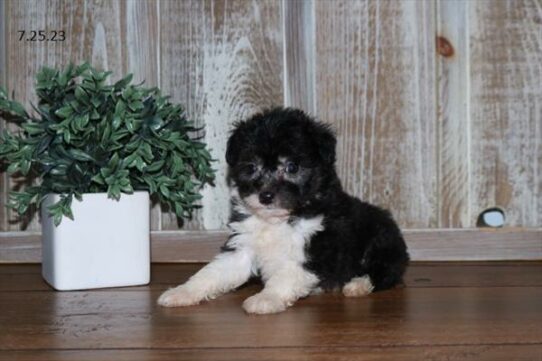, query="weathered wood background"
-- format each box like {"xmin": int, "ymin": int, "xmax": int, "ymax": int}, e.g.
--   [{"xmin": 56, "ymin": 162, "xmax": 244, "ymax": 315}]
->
[{"xmin": 0, "ymin": 0, "xmax": 540, "ymax": 233}]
